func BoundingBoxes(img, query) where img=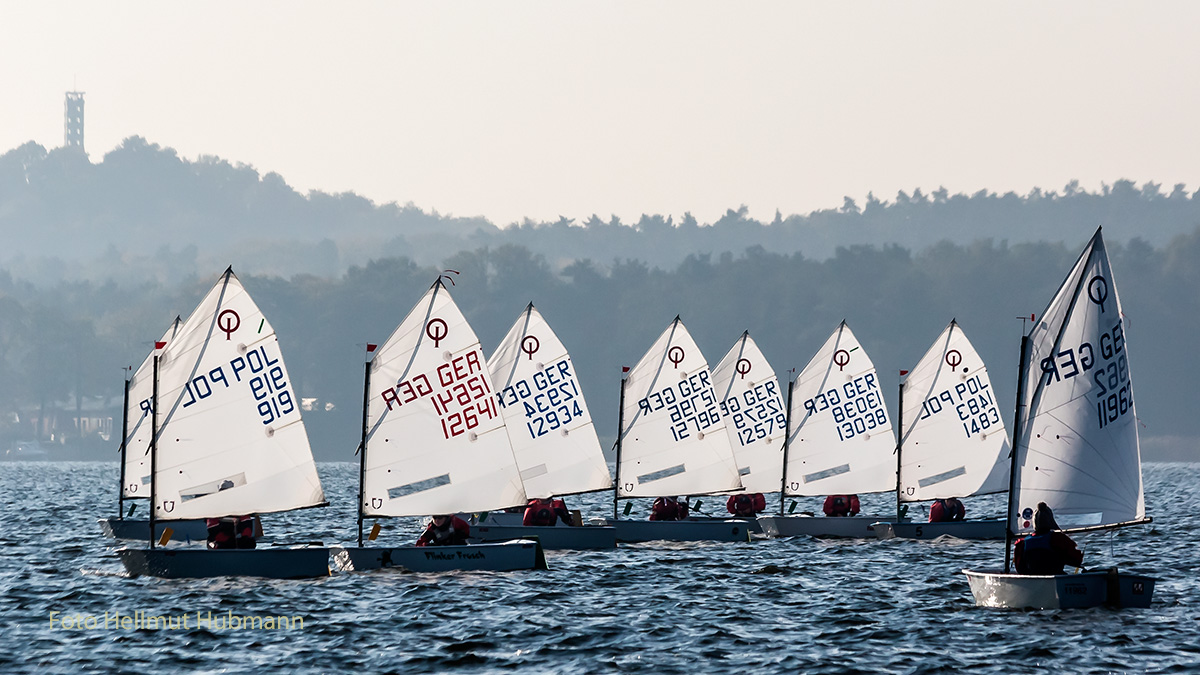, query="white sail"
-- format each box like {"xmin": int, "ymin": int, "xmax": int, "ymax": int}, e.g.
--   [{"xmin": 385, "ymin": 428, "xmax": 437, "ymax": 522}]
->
[
  {"xmin": 489, "ymin": 303, "xmax": 613, "ymax": 499},
  {"xmin": 898, "ymin": 320, "xmax": 1010, "ymax": 503},
  {"xmin": 122, "ymin": 316, "xmax": 182, "ymax": 500},
  {"xmin": 152, "ymin": 268, "xmax": 325, "ymax": 519},
  {"xmin": 711, "ymin": 331, "xmax": 787, "ymax": 494},
  {"xmin": 363, "ymin": 279, "xmax": 526, "ymax": 517},
  {"xmin": 783, "ymin": 321, "xmax": 895, "ymax": 496},
  {"xmin": 1010, "ymin": 229, "xmax": 1144, "ymax": 532},
  {"xmin": 617, "ymin": 317, "xmax": 742, "ymax": 498}
]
